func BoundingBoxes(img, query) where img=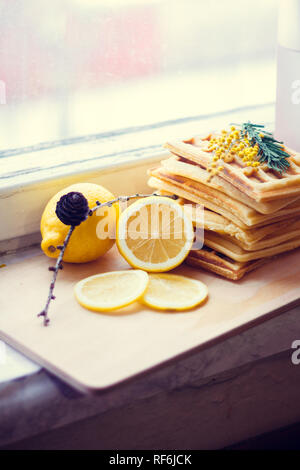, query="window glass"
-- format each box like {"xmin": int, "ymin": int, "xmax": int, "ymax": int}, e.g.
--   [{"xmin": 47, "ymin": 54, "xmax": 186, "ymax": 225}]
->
[{"xmin": 0, "ymin": 0, "xmax": 277, "ymax": 151}]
